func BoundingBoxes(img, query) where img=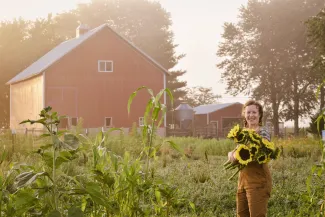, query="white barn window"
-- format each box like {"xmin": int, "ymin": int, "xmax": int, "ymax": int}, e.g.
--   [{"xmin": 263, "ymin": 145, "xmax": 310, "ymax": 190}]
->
[{"xmin": 98, "ymin": 60, "xmax": 113, "ymax": 72}]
